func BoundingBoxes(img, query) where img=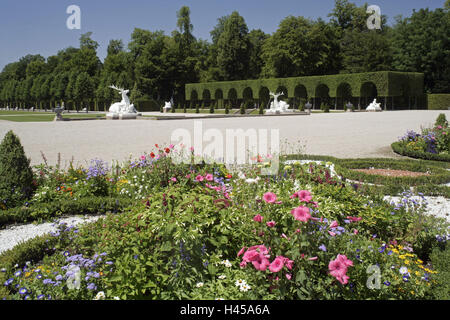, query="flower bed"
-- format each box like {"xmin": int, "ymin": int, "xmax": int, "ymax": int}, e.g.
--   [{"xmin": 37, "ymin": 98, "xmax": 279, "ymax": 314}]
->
[
  {"xmin": 0, "ymin": 145, "xmax": 448, "ymax": 300},
  {"xmin": 392, "ymin": 114, "xmax": 450, "ymax": 162}
]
